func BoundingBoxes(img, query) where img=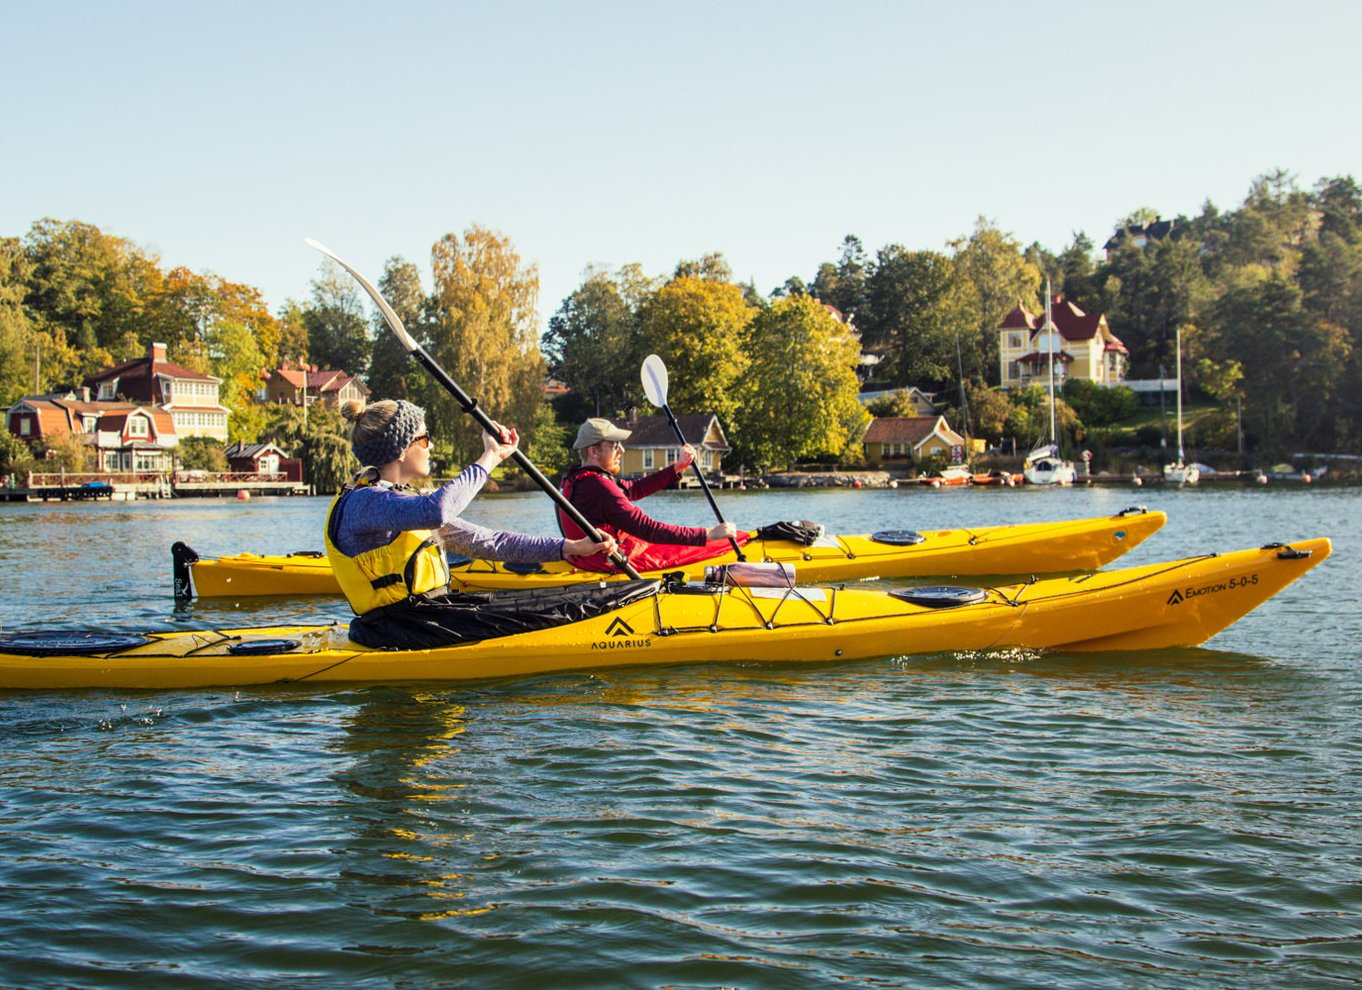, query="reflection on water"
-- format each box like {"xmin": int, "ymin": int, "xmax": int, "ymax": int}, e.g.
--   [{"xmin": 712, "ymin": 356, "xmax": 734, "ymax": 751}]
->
[{"xmin": 0, "ymin": 489, "xmax": 1358, "ymax": 987}]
